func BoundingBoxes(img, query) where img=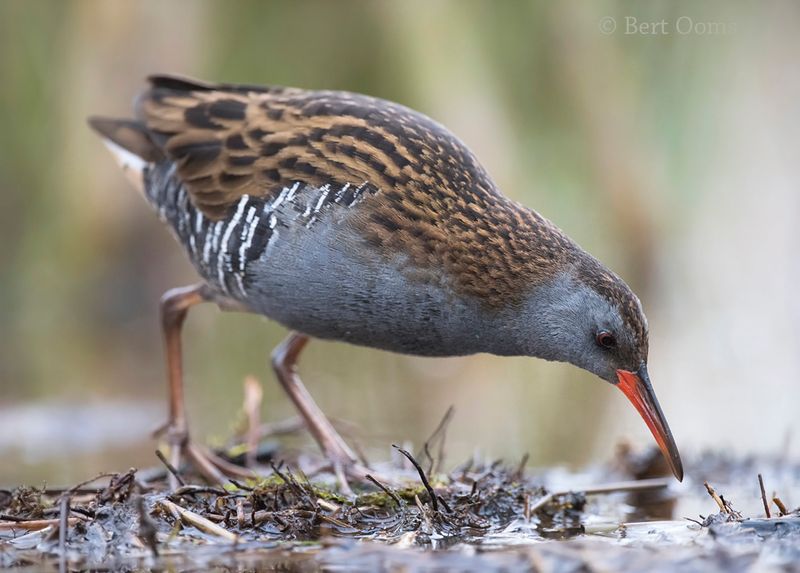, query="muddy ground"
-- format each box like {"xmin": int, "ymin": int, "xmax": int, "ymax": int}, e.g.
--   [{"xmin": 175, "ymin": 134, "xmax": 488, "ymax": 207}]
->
[{"xmin": 2, "ymin": 431, "xmax": 799, "ymax": 572}]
